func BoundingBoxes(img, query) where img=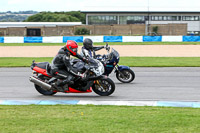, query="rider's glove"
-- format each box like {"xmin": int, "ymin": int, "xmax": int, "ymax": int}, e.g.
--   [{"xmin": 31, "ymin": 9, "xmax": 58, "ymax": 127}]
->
[{"xmin": 105, "ymin": 54, "xmax": 109, "ymax": 59}]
